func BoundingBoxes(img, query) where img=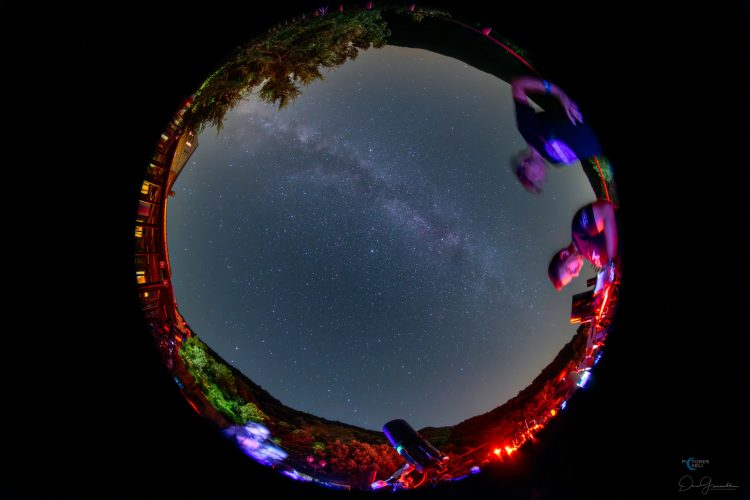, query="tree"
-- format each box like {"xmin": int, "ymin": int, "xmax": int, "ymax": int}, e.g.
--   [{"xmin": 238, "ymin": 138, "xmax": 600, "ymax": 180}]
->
[
  {"xmin": 239, "ymin": 401, "xmax": 268, "ymax": 423},
  {"xmin": 210, "ymin": 362, "xmax": 238, "ymax": 397},
  {"xmin": 179, "ymin": 335, "xmax": 269, "ymax": 425},
  {"xmin": 205, "ymin": 383, "xmax": 238, "ymax": 421},
  {"xmin": 180, "ymin": 336, "xmax": 208, "ymax": 371},
  {"xmin": 183, "ymin": 9, "xmax": 391, "ymax": 133},
  {"xmin": 325, "ymin": 439, "xmax": 401, "ymax": 481},
  {"xmin": 283, "ymin": 428, "xmax": 315, "ymax": 453},
  {"xmin": 312, "ymin": 440, "xmax": 326, "ymax": 456}
]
